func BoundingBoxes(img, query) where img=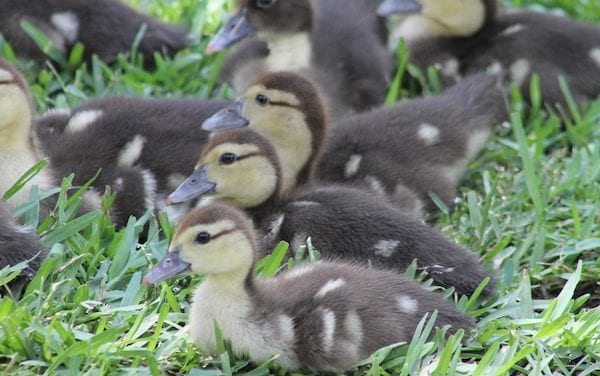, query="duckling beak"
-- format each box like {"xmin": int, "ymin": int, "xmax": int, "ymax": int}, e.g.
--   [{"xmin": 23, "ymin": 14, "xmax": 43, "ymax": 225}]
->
[
  {"xmin": 377, "ymin": 0, "xmax": 422, "ymax": 16},
  {"xmin": 206, "ymin": 8, "xmax": 256, "ymax": 54},
  {"xmin": 202, "ymin": 99, "xmax": 249, "ymax": 131},
  {"xmin": 166, "ymin": 165, "xmax": 216, "ymax": 205},
  {"xmin": 143, "ymin": 248, "xmax": 191, "ymax": 285}
]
